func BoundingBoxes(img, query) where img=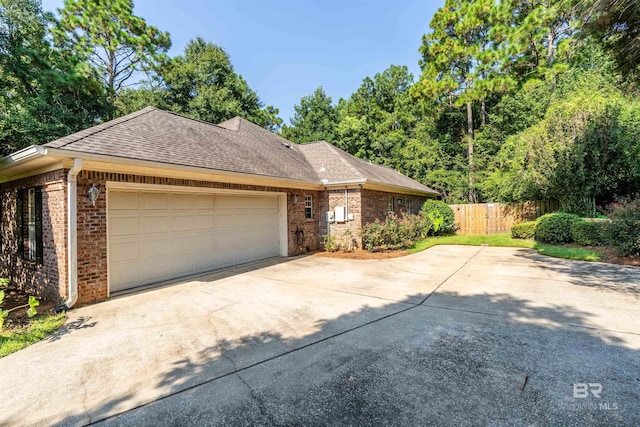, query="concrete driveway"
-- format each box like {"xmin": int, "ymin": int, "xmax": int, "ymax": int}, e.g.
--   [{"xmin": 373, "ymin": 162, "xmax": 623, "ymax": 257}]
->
[{"xmin": 1, "ymin": 246, "xmax": 639, "ymax": 426}]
